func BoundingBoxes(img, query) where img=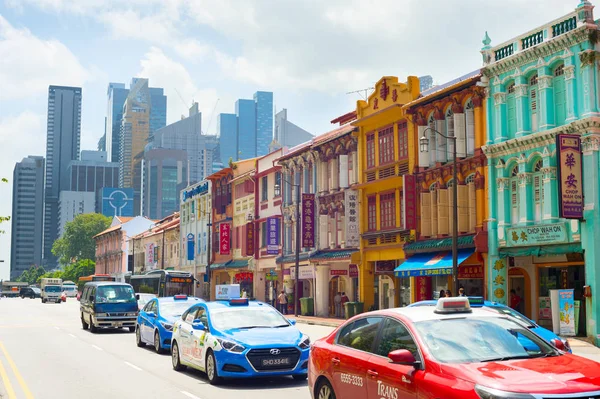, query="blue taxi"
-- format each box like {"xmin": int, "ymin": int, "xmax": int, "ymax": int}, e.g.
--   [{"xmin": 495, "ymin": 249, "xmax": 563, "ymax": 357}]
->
[
  {"xmin": 136, "ymin": 295, "xmax": 203, "ymax": 353},
  {"xmin": 170, "ymin": 298, "xmax": 311, "ymax": 385},
  {"xmin": 408, "ymin": 297, "xmax": 572, "ymax": 353}
]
